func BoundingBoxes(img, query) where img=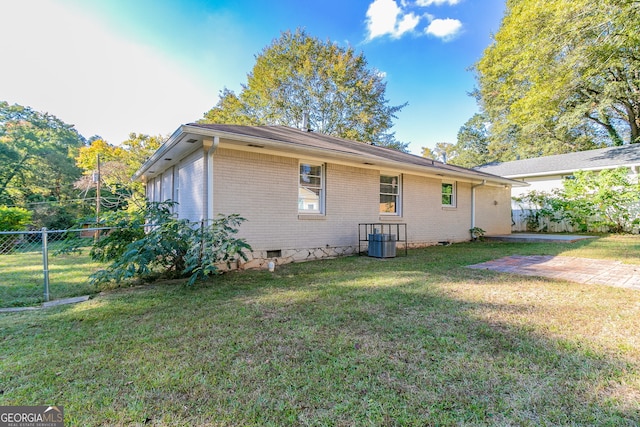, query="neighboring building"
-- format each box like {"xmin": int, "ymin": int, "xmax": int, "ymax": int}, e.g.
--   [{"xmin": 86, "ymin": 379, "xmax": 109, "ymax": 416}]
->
[
  {"xmin": 134, "ymin": 124, "xmax": 521, "ymax": 268},
  {"xmin": 475, "ymin": 144, "xmax": 640, "ymax": 198},
  {"xmin": 475, "ymin": 144, "xmax": 640, "ymax": 231}
]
